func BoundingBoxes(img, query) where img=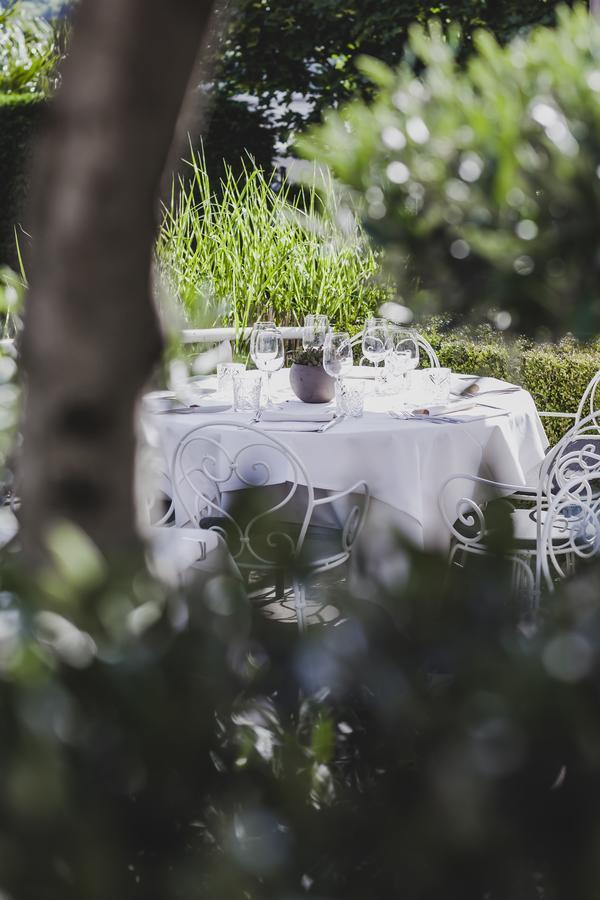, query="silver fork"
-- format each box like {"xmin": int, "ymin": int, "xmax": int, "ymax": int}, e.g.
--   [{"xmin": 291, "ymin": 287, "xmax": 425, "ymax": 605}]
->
[
  {"xmin": 318, "ymin": 414, "xmax": 345, "ymax": 432},
  {"xmin": 388, "ymin": 409, "xmax": 460, "ymax": 424}
]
